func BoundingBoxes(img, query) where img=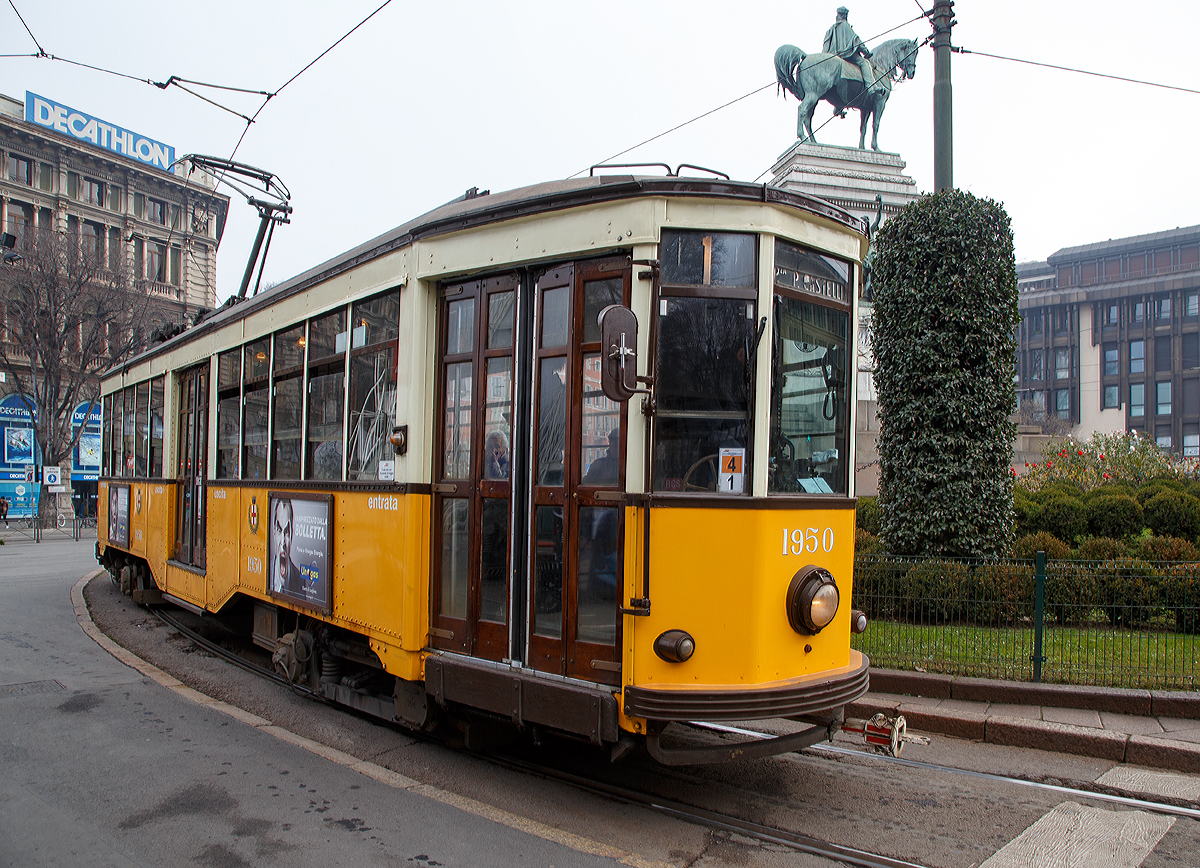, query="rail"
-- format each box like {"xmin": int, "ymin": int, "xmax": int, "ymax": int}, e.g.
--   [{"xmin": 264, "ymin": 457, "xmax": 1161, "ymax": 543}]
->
[{"xmin": 853, "ymin": 552, "xmax": 1200, "ymax": 690}]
